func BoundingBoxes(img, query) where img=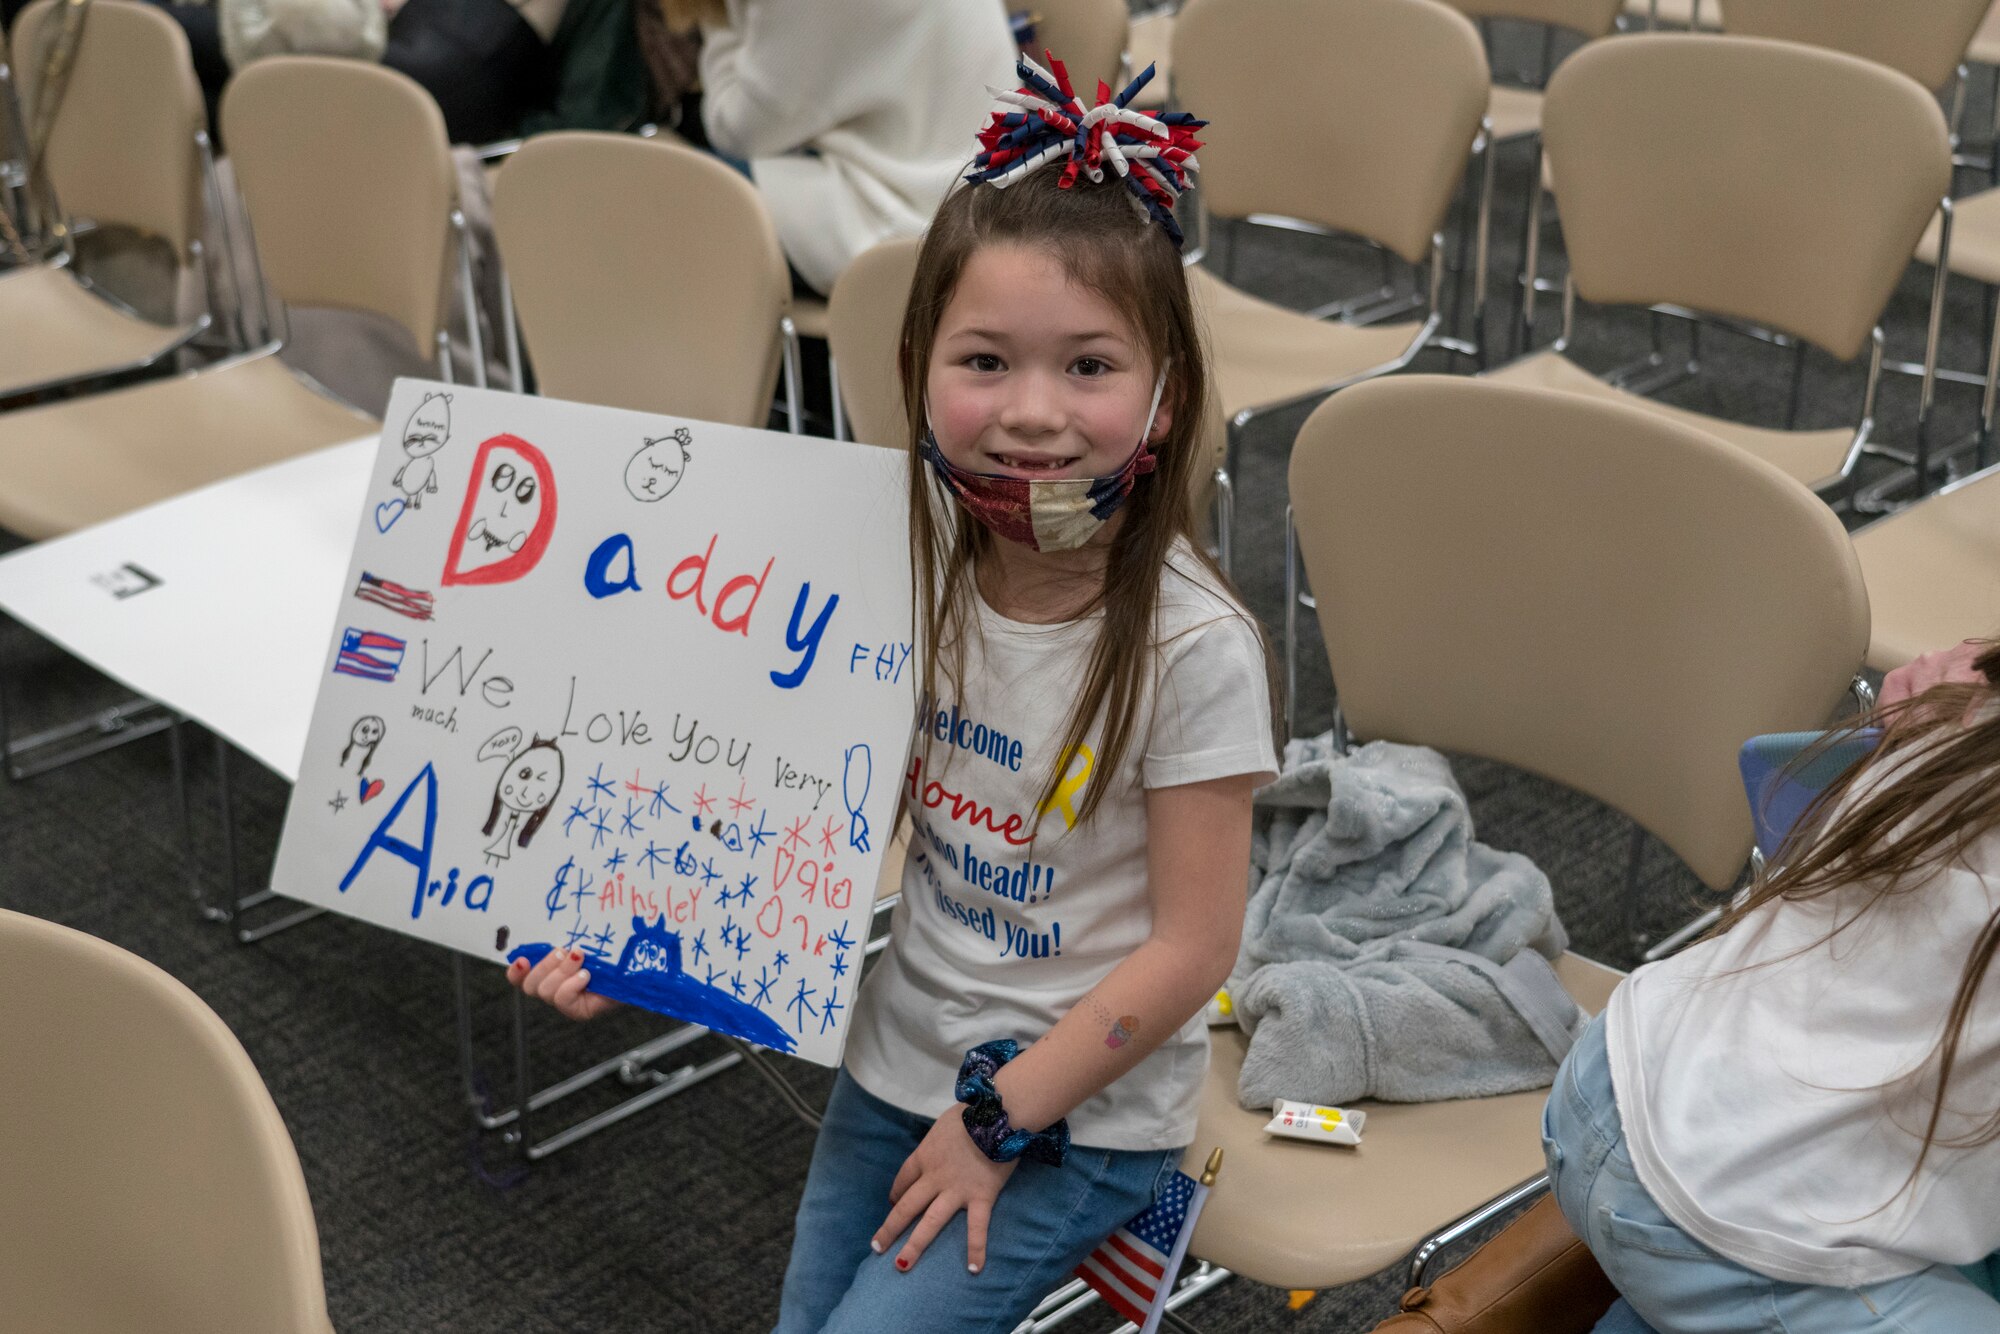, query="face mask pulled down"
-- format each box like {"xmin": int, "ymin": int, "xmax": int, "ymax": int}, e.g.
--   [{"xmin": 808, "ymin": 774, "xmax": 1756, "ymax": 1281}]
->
[{"xmin": 920, "ymin": 373, "xmax": 1166, "ymax": 553}]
